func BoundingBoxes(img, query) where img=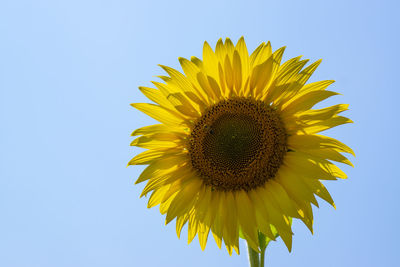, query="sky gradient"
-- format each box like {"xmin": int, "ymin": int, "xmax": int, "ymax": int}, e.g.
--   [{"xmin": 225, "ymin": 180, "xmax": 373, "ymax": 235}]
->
[{"xmin": 1, "ymin": 0, "xmax": 399, "ymax": 266}]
